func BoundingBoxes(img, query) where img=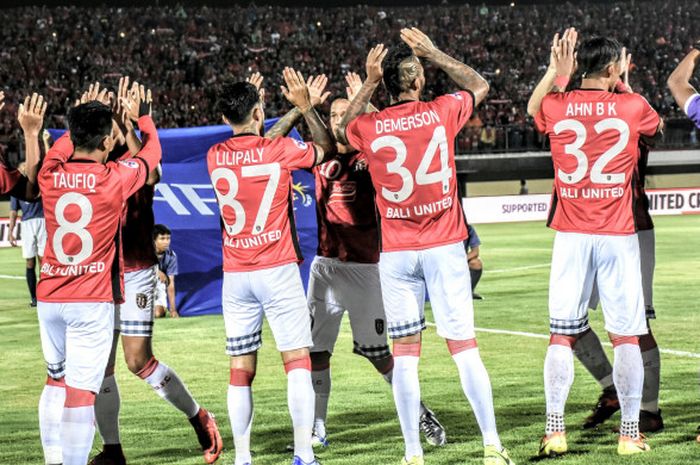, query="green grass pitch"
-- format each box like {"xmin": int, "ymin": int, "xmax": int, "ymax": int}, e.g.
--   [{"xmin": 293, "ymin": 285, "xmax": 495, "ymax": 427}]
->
[{"xmin": 1, "ymin": 216, "xmax": 699, "ymax": 464}]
